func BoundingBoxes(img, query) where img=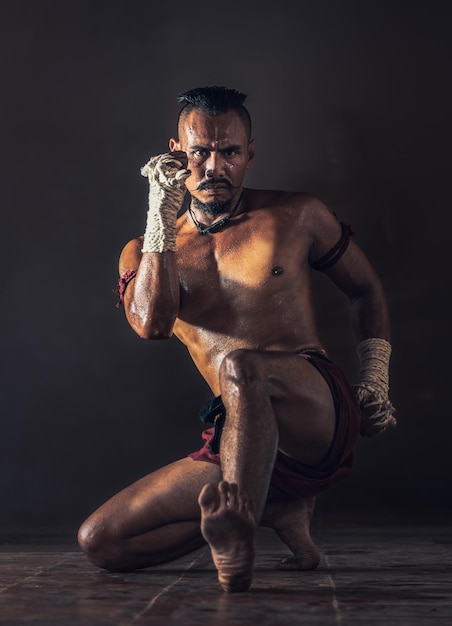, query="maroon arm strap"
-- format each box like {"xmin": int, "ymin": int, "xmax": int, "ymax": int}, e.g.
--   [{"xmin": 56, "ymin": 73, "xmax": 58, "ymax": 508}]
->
[
  {"xmin": 113, "ymin": 269, "xmax": 138, "ymax": 308},
  {"xmin": 310, "ymin": 222, "xmax": 354, "ymax": 272}
]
